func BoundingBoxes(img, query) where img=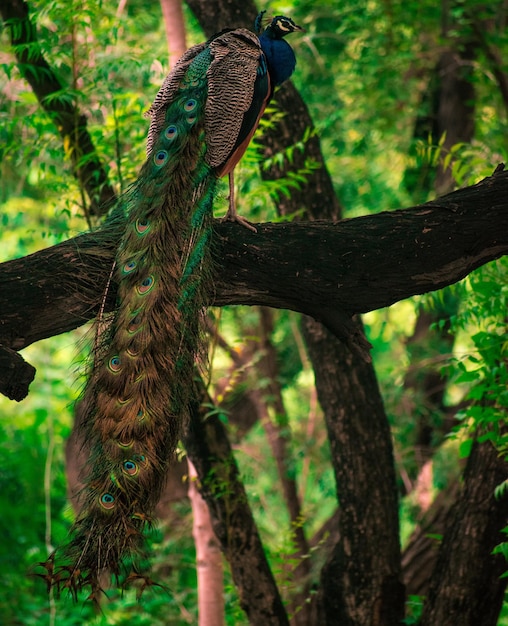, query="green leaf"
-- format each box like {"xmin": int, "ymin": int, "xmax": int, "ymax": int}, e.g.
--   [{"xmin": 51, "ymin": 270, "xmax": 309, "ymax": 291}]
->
[{"xmin": 459, "ymin": 438, "xmax": 473, "ymax": 459}]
